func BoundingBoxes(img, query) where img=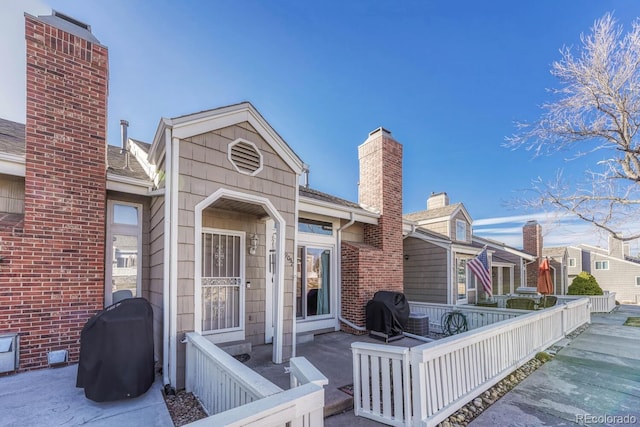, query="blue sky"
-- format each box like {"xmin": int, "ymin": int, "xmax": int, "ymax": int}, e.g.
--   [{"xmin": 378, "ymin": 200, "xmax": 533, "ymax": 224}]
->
[{"xmin": 2, "ymin": 1, "xmax": 640, "ymax": 250}]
